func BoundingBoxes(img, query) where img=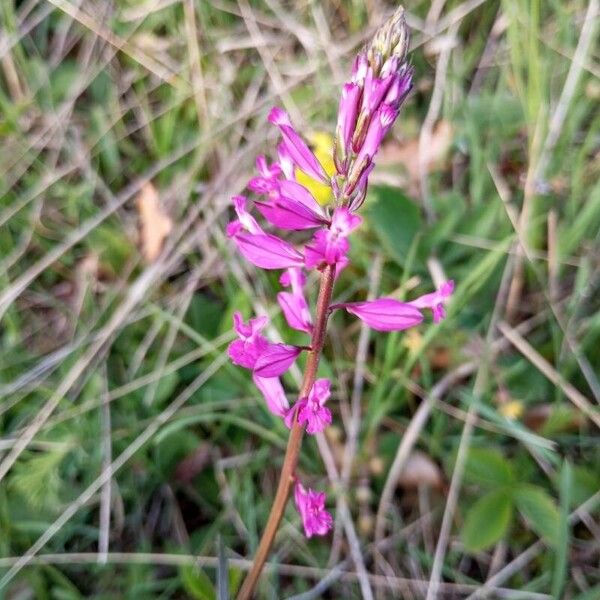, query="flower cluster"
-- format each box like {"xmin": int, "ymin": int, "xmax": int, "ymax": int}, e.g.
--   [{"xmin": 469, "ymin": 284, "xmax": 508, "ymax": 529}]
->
[{"xmin": 227, "ymin": 8, "xmax": 453, "ymax": 539}]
